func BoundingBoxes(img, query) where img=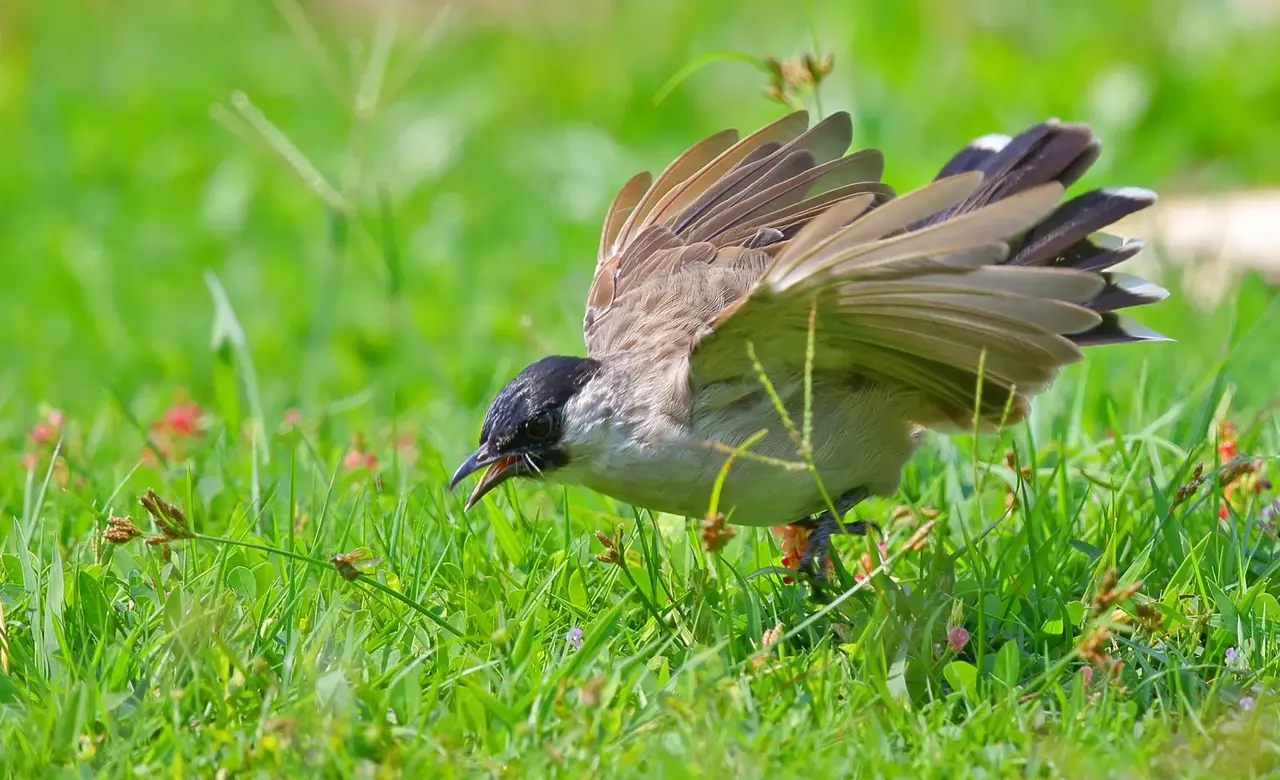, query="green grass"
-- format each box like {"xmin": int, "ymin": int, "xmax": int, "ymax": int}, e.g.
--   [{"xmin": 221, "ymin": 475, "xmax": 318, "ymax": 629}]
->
[{"xmin": 3, "ymin": 0, "xmax": 1280, "ymax": 776}]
